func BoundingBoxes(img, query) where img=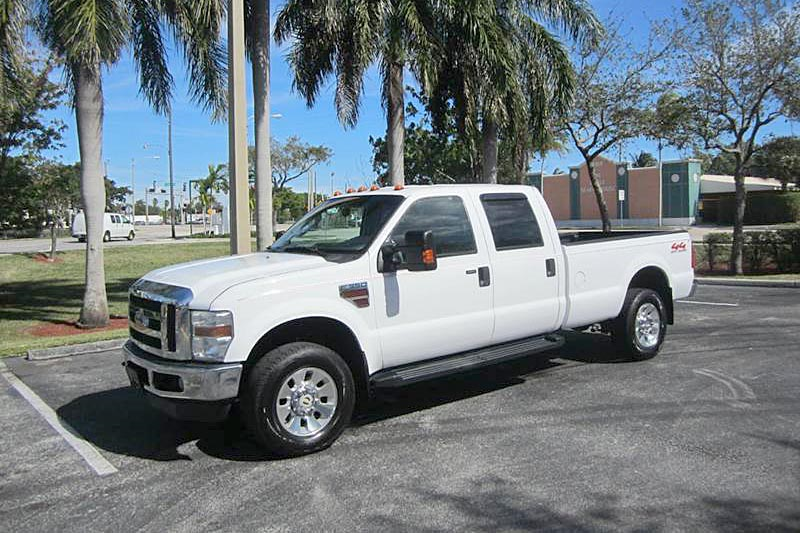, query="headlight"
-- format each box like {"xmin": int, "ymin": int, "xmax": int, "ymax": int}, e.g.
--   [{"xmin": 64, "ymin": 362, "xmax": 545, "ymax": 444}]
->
[{"xmin": 191, "ymin": 310, "xmax": 233, "ymax": 362}]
